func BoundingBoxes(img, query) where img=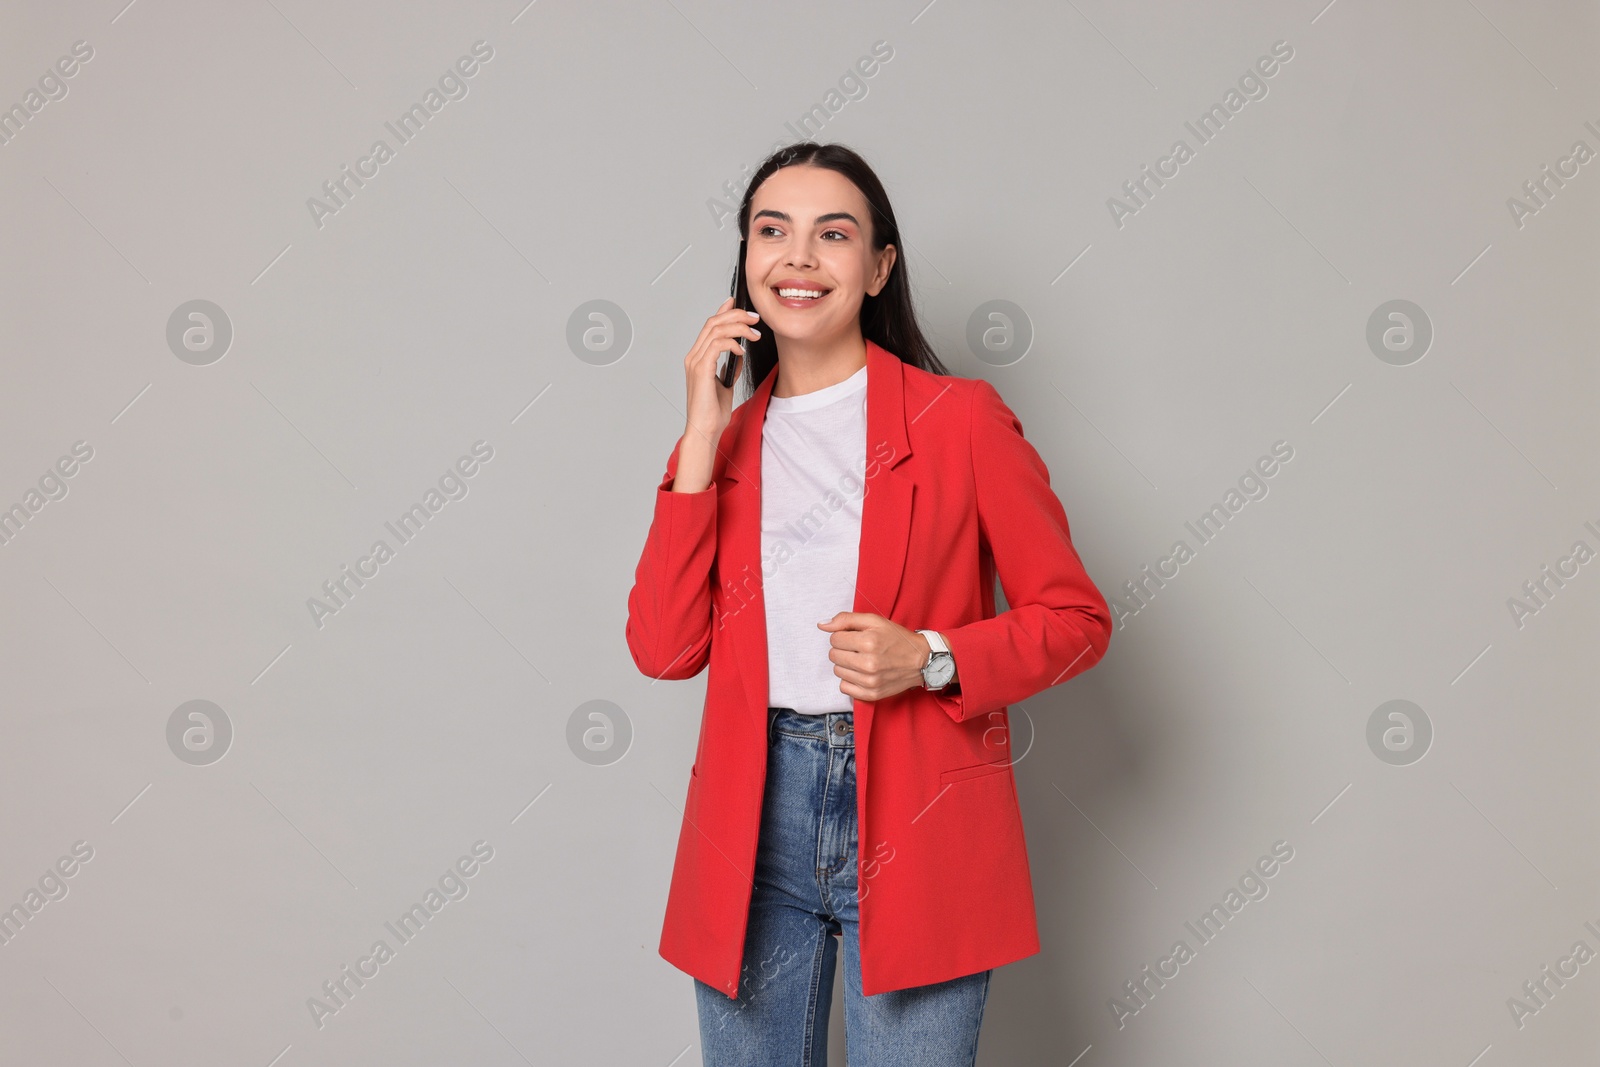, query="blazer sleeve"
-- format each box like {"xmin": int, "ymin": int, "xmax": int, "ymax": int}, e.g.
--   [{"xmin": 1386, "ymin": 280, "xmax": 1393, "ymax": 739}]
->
[
  {"xmin": 927, "ymin": 378, "xmax": 1113, "ymax": 723},
  {"xmin": 624, "ymin": 434, "xmax": 719, "ymax": 680}
]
